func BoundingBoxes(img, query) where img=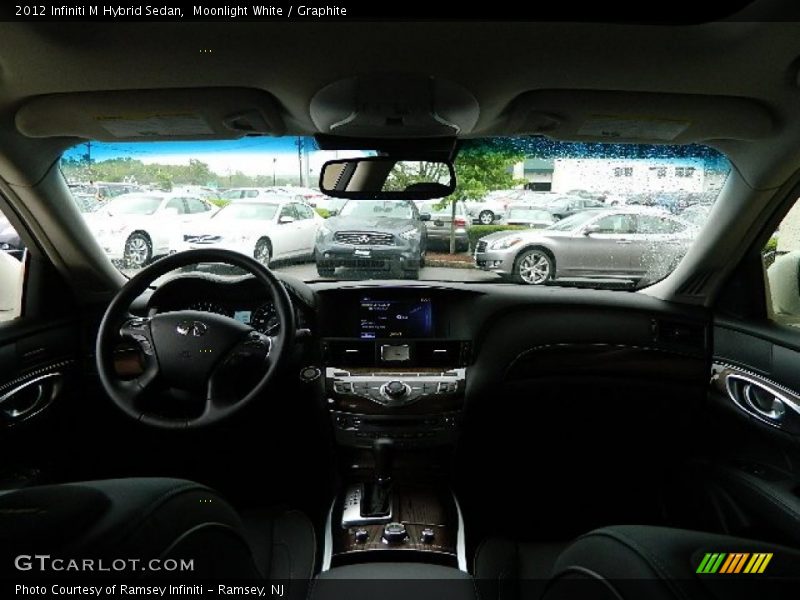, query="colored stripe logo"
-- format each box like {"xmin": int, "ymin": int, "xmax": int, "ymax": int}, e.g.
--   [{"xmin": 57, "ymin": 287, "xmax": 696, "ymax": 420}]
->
[{"xmin": 696, "ymin": 552, "xmax": 773, "ymax": 574}]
